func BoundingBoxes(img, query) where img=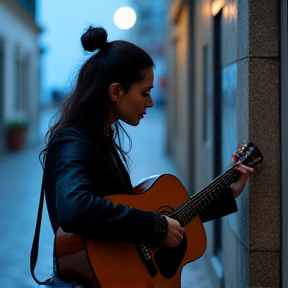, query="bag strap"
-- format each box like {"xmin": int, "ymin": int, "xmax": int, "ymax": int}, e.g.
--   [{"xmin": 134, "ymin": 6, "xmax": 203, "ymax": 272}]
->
[{"xmin": 30, "ymin": 169, "xmax": 53, "ymax": 286}]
